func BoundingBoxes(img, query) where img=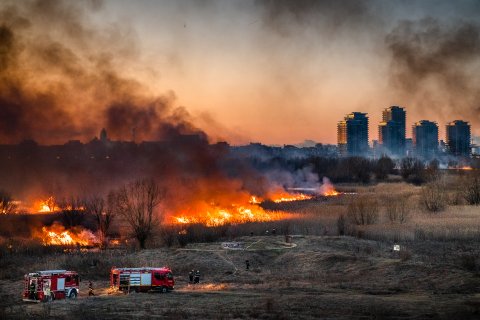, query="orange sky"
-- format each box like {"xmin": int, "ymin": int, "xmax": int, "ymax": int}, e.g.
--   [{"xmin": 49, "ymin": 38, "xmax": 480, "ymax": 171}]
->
[{"xmin": 1, "ymin": 0, "xmax": 479, "ymax": 145}]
